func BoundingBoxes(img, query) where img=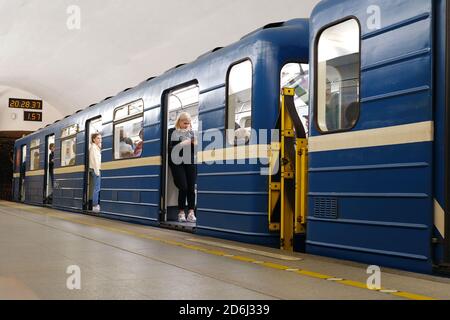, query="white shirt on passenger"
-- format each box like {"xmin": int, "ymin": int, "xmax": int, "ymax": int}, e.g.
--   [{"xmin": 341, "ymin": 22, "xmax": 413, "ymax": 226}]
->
[
  {"xmin": 89, "ymin": 143, "xmax": 102, "ymax": 176},
  {"xmin": 119, "ymin": 141, "xmax": 134, "ymax": 157}
]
